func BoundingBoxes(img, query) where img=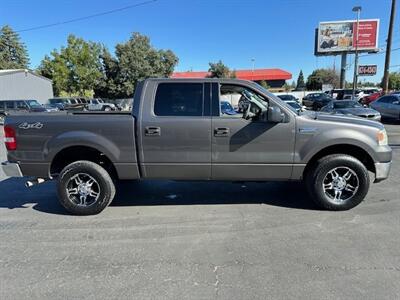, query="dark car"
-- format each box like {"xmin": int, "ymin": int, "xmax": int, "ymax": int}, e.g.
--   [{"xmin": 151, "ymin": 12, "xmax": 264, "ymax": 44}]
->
[
  {"xmin": 220, "ymin": 101, "xmax": 237, "ymax": 115},
  {"xmin": 0, "ymin": 99, "xmax": 46, "ymax": 123},
  {"xmin": 48, "ymin": 97, "xmax": 85, "ymax": 111},
  {"xmin": 302, "ymin": 93, "xmax": 333, "ymax": 110},
  {"xmin": 370, "ymin": 94, "xmax": 400, "ymax": 120},
  {"xmin": 320, "ymin": 100, "xmax": 381, "ymax": 121}
]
